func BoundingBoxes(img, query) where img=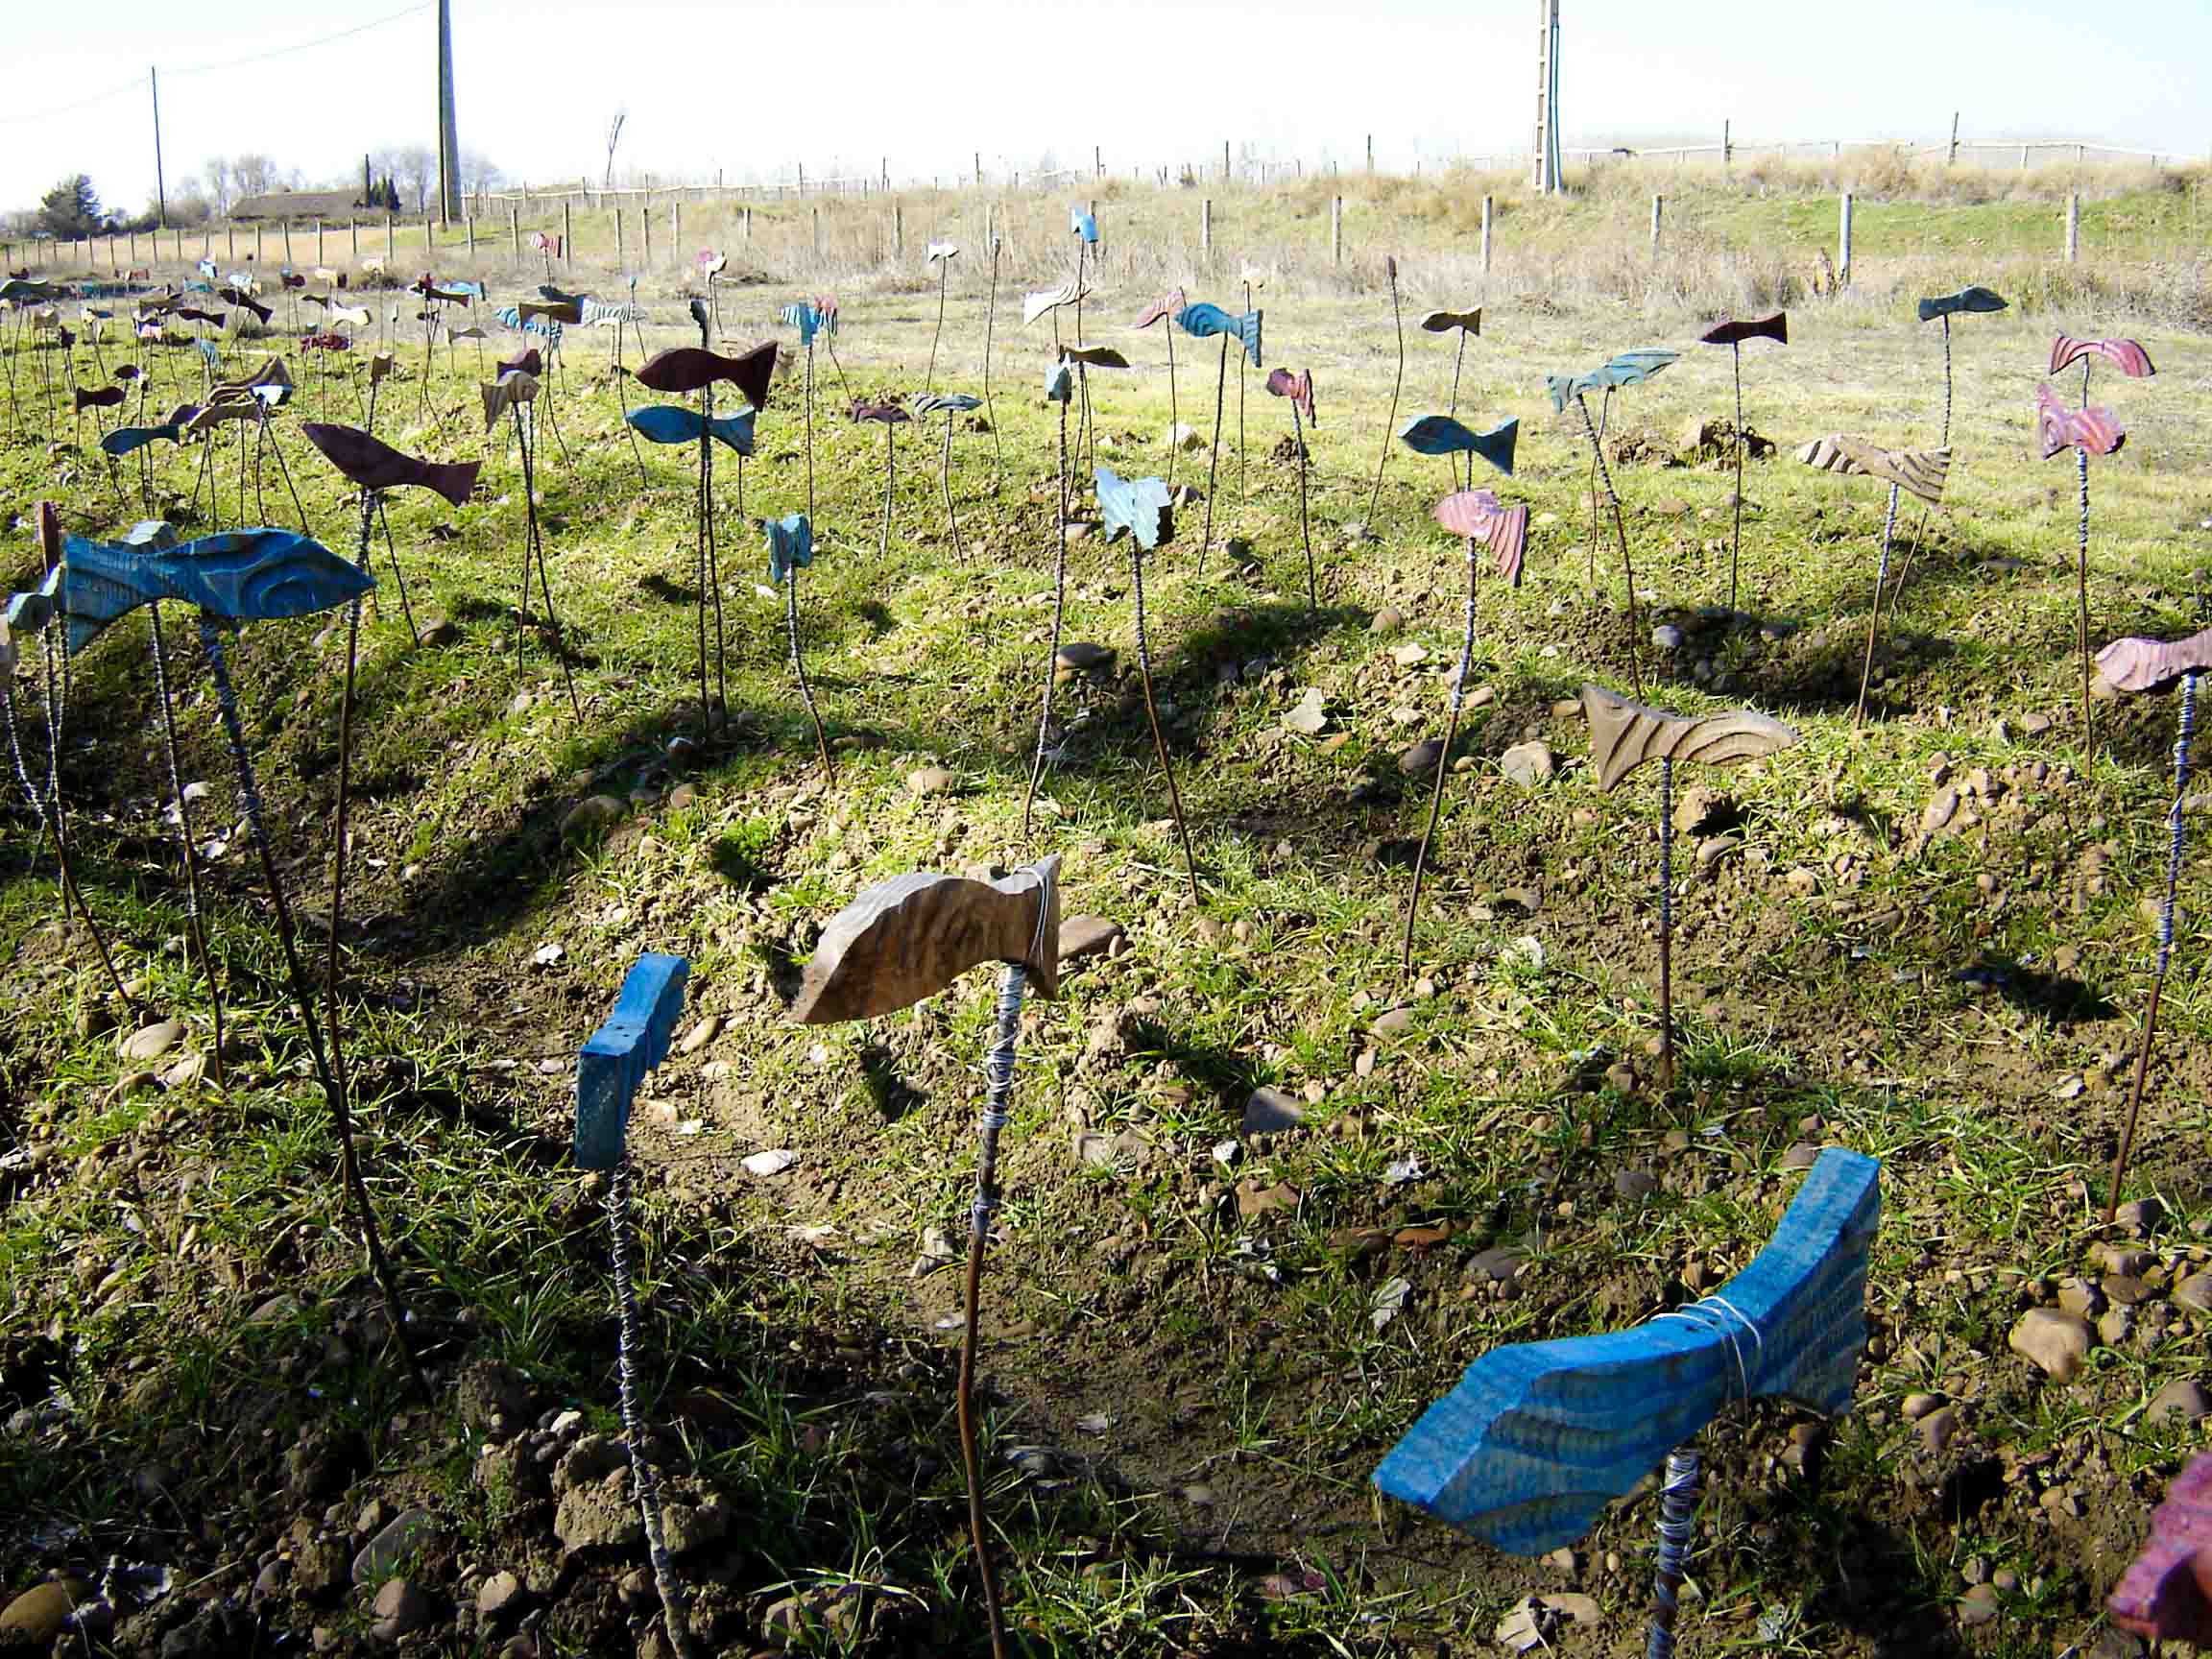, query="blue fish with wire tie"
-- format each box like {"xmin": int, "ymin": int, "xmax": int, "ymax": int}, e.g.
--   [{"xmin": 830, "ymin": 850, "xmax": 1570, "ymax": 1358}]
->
[
  {"xmin": 1916, "ymin": 284, "xmax": 2008, "ymax": 323},
  {"xmin": 1094, "ymin": 468, "xmax": 1173, "ymax": 552},
  {"xmin": 1070, "ymin": 208, "xmax": 1098, "ymax": 243},
  {"xmin": 1545, "ymin": 349, "xmax": 1678, "ymax": 412},
  {"xmin": 780, "ymin": 302, "xmax": 829, "ymax": 346},
  {"xmin": 60, "ymin": 527, "xmax": 373, "ymax": 655},
  {"xmin": 1397, "ymin": 414, "xmax": 1519, "ymax": 476},
  {"xmin": 910, "ymin": 392, "xmax": 982, "ymax": 419},
  {"xmin": 764, "ymin": 513, "xmax": 814, "ymax": 584},
  {"xmin": 100, "ymin": 423, "xmax": 185, "ymax": 458},
  {"xmin": 625, "ymin": 403, "xmax": 757, "ymax": 455},
  {"xmin": 1174, "ymin": 302, "xmax": 1262, "ymax": 368},
  {"xmin": 1045, "ymin": 362, "xmax": 1073, "ymax": 403},
  {"xmin": 5, "ymin": 567, "xmax": 63, "ymax": 635},
  {"xmin": 574, "ymin": 952, "xmax": 689, "ymax": 1172}
]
